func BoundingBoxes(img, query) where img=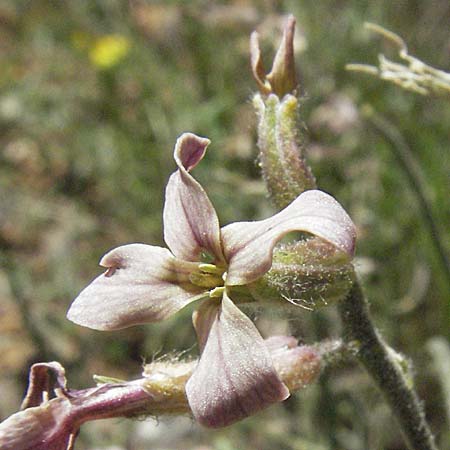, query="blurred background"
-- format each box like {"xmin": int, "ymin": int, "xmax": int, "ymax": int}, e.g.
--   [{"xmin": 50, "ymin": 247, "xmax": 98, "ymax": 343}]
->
[{"xmin": 0, "ymin": 1, "xmax": 449, "ymax": 449}]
